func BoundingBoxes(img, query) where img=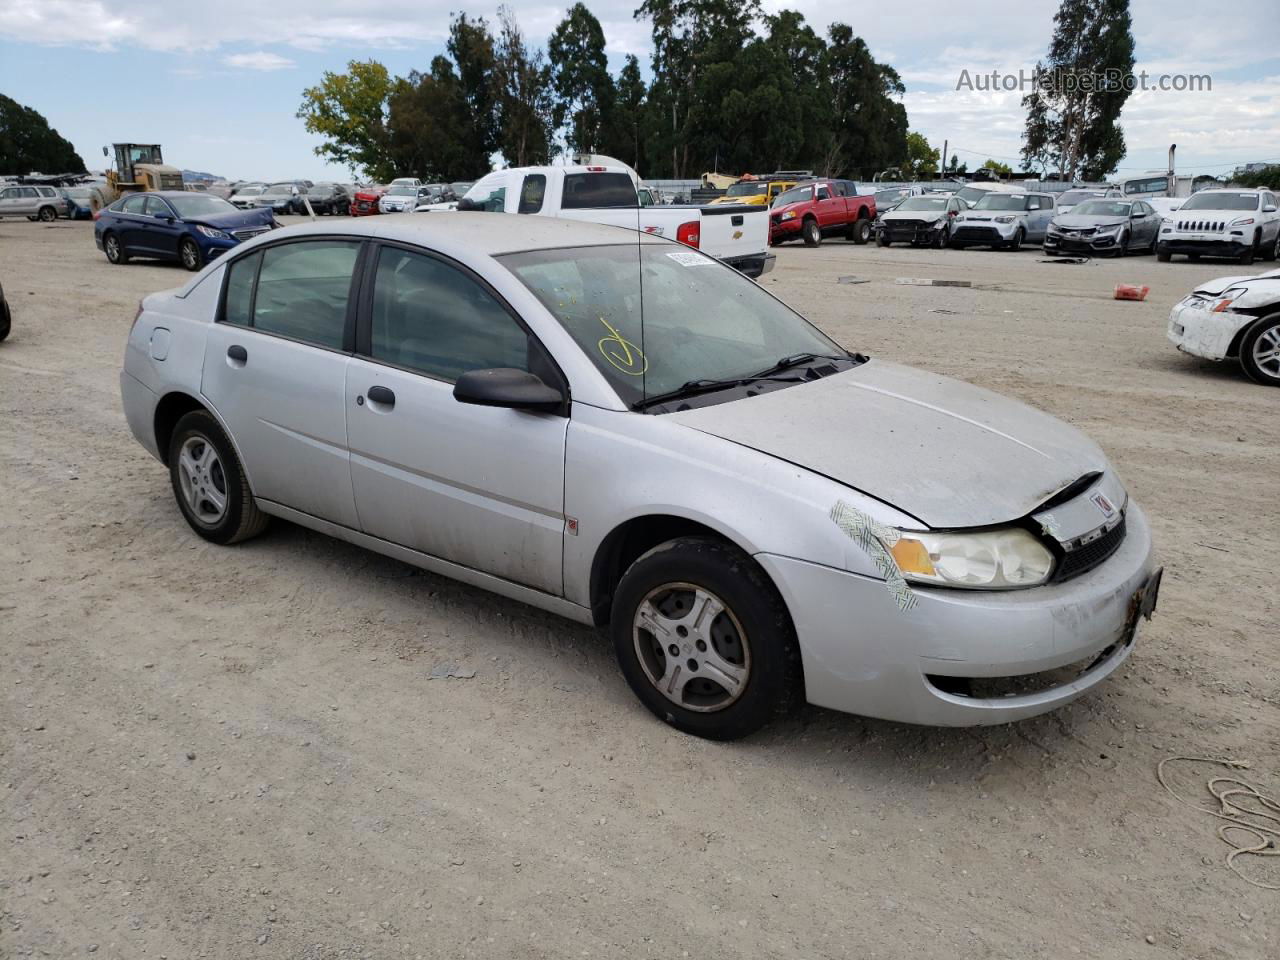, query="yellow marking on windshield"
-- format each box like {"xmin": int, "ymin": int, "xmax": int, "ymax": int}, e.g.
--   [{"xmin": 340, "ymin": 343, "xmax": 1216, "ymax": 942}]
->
[{"xmin": 597, "ymin": 316, "xmax": 648, "ymax": 376}]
